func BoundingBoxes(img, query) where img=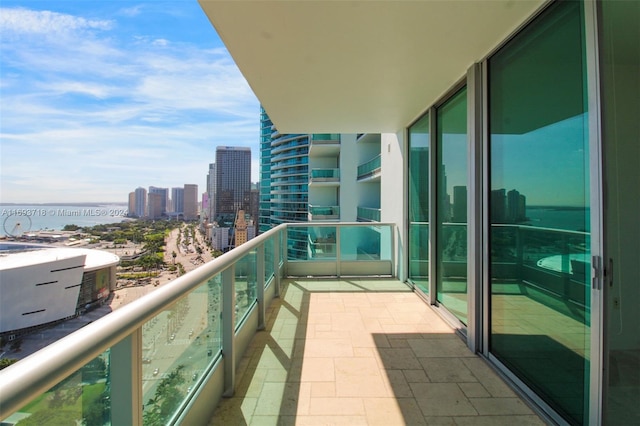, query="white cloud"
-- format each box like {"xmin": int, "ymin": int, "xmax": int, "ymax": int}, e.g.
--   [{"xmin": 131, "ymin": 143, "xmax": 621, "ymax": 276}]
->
[
  {"xmin": 0, "ymin": 5, "xmax": 260, "ymax": 204},
  {"xmin": 0, "ymin": 8, "xmax": 113, "ymax": 36}
]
